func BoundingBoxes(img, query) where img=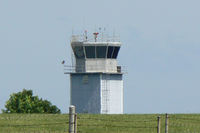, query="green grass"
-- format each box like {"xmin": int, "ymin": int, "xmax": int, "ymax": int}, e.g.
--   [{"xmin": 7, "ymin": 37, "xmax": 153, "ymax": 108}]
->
[{"xmin": 0, "ymin": 113, "xmax": 200, "ymax": 133}]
